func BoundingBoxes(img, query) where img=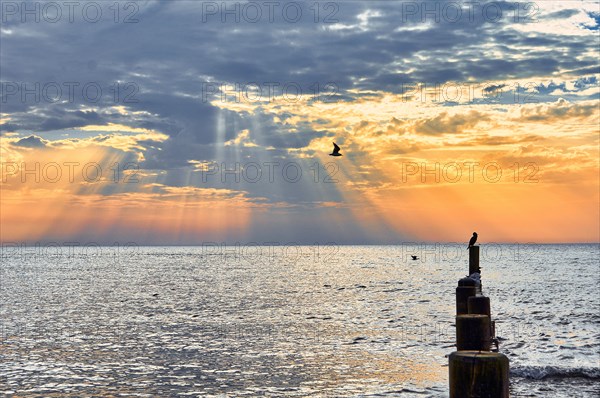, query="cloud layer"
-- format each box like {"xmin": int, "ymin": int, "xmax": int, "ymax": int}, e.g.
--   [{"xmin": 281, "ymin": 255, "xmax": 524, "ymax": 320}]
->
[{"xmin": 1, "ymin": 0, "xmax": 599, "ymax": 243}]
